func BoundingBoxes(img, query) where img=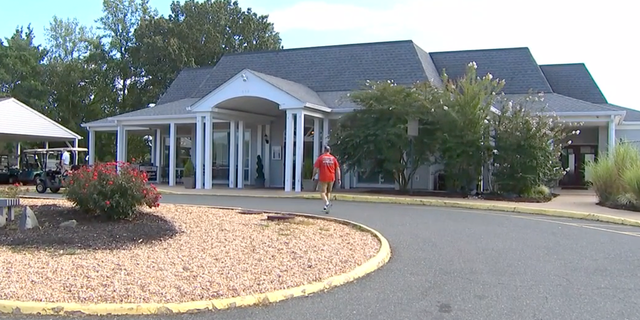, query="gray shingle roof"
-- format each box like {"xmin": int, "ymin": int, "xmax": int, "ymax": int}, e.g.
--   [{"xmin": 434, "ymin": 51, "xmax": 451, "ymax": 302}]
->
[
  {"xmin": 539, "ymin": 64, "xmax": 608, "ymax": 104},
  {"xmin": 600, "ymin": 103, "xmax": 640, "ymax": 121},
  {"xmin": 157, "ymin": 40, "xmax": 441, "ymax": 105},
  {"xmin": 249, "ymin": 70, "xmax": 326, "ymax": 106},
  {"xmin": 501, "ymin": 93, "xmax": 620, "ymax": 113},
  {"xmin": 429, "ymin": 47, "xmax": 553, "ymax": 94}
]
